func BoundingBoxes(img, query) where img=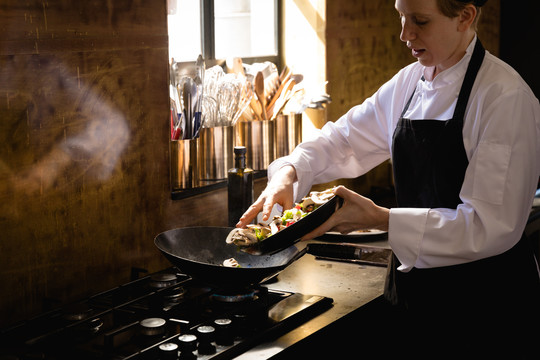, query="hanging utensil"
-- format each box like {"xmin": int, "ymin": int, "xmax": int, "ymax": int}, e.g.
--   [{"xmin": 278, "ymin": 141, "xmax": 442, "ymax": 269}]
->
[
  {"xmin": 217, "ymin": 78, "xmax": 241, "ymax": 126},
  {"xmin": 196, "ymin": 55, "xmax": 205, "ymax": 87},
  {"xmin": 201, "ymin": 95, "xmax": 218, "ymax": 128},
  {"xmin": 271, "ymin": 87, "xmax": 305, "ymax": 121},
  {"xmin": 254, "ymin": 71, "xmax": 267, "ymax": 120},
  {"xmin": 231, "ymin": 78, "xmax": 254, "ymax": 125},
  {"xmin": 268, "ymin": 78, "xmax": 296, "ymax": 120},
  {"xmin": 182, "ymin": 77, "xmax": 193, "ymax": 139},
  {"xmin": 204, "ymin": 65, "xmax": 224, "ymax": 100},
  {"xmin": 227, "ymin": 57, "xmax": 245, "ymax": 76},
  {"xmin": 266, "ymin": 73, "xmax": 293, "ymax": 118},
  {"xmin": 170, "ymin": 84, "xmax": 181, "ymax": 140},
  {"xmin": 170, "ymin": 58, "xmax": 180, "ymax": 86},
  {"xmin": 249, "ymin": 97, "xmax": 263, "ymax": 121},
  {"xmin": 195, "ymin": 55, "xmax": 205, "ymax": 115},
  {"xmin": 191, "ymin": 79, "xmax": 200, "ymax": 138},
  {"xmin": 264, "ymin": 68, "xmax": 280, "ymax": 104}
]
